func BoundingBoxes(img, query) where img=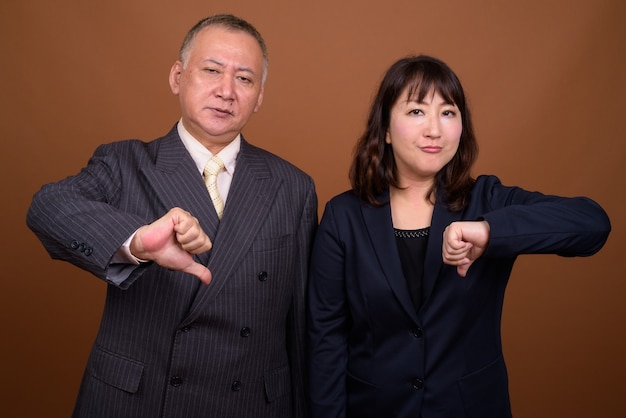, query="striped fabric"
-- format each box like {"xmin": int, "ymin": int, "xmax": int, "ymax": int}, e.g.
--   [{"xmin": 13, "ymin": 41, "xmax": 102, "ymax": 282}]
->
[{"xmin": 26, "ymin": 125, "xmax": 318, "ymax": 418}]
